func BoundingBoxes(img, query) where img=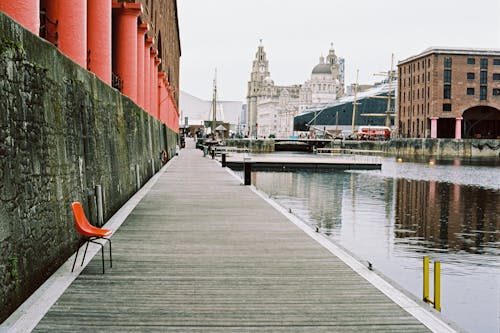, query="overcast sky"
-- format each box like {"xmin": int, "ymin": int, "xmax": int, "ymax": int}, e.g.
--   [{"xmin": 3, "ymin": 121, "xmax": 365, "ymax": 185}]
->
[{"xmin": 177, "ymin": 0, "xmax": 500, "ymax": 102}]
